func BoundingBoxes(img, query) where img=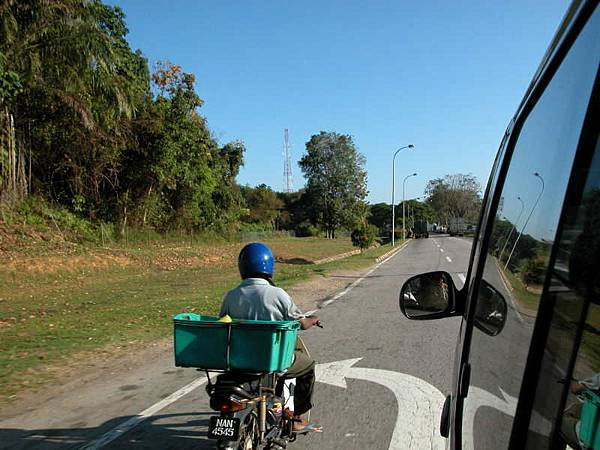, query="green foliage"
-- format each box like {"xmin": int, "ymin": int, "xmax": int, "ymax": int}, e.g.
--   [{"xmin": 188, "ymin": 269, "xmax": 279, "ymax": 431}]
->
[
  {"xmin": 0, "ymin": 56, "xmax": 22, "ymax": 102},
  {"xmin": 490, "ymin": 217, "xmax": 514, "ymax": 257},
  {"xmin": 351, "ymin": 223, "xmax": 378, "ymax": 250},
  {"xmin": 368, "ymin": 203, "xmax": 391, "ymax": 232},
  {"xmin": 0, "ymin": 1, "xmax": 247, "ymax": 234},
  {"xmin": 521, "ymin": 257, "xmax": 546, "ymax": 286},
  {"xmin": 14, "ymin": 196, "xmax": 100, "ymax": 242},
  {"xmin": 240, "ymin": 184, "xmax": 283, "ymax": 229},
  {"xmin": 238, "ymin": 222, "xmax": 274, "ymax": 233},
  {"xmin": 276, "ymin": 190, "xmax": 314, "ymax": 232},
  {"xmin": 404, "ymin": 200, "xmax": 435, "ymax": 224},
  {"xmin": 299, "ymin": 132, "xmax": 368, "ymax": 239},
  {"xmin": 295, "ymin": 222, "xmax": 321, "ymax": 238}
]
